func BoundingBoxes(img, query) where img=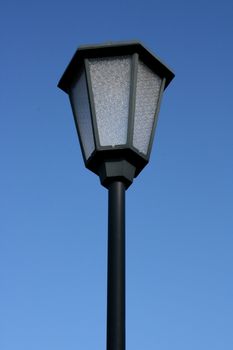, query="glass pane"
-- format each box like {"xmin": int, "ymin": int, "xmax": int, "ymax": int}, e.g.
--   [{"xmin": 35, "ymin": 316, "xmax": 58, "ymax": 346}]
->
[
  {"xmin": 70, "ymin": 68, "xmax": 95, "ymax": 160},
  {"xmin": 89, "ymin": 56, "xmax": 131, "ymax": 147},
  {"xmin": 133, "ymin": 60, "xmax": 162, "ymax": 155}
]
